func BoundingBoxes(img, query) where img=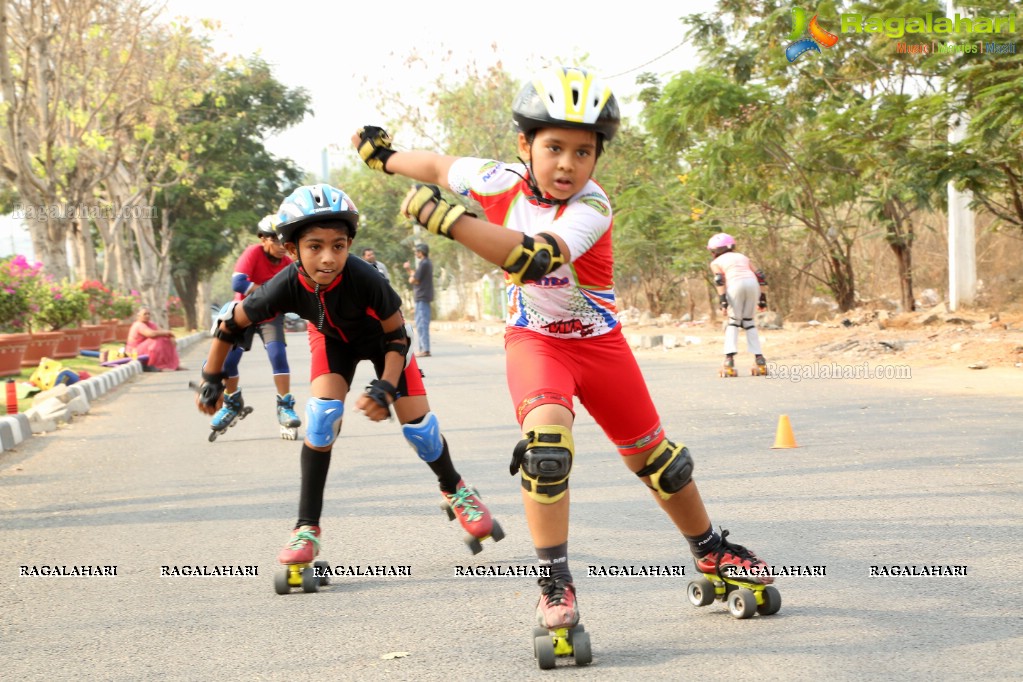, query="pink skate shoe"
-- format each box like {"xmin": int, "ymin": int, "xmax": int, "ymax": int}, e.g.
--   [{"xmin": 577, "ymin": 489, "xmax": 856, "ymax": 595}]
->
[
  {"xmin": 441, "ymin": 480, "xmax": 505, "ymax": 554},
  {"xmin": 277, "ymin": 525, "xmax": 321, "ymax": 565},
  {"xmin": 695, "ymin": 528, "xmax": 774, "ymax": 584},
  {"xmin": 535, "ymin": 577, "xmax": 580, "ymax": 629}
]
